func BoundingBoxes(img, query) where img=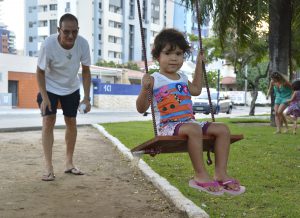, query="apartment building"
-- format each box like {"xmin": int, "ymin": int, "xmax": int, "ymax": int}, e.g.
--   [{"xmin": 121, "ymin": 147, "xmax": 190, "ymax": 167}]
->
[
  {"xmin": 0, "ymin": 0, "xmax": 17, "ymax": 54},
  {"xmin": 24, "ymin": 0, "xmax": 176, "ymax": 64},
  {"xmin": 0, "ymin": 25, "xmax": 16, "ymax": 54}
]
